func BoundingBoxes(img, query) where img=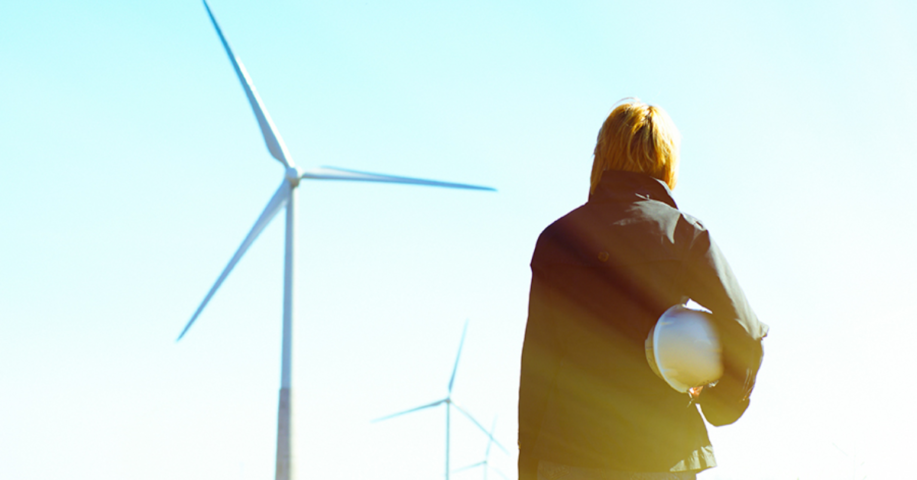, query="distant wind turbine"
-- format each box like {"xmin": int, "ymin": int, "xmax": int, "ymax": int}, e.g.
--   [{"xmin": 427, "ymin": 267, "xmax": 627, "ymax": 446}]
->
[
  {"xmin": 176, "ymin": 3, "xmax": 495, "ymax": 480},
  {"xmin": 453, "ymin": 418, "xmax": 508, "ymax": 480},
  {"xmin": 374, "ymin": 321, "xmax": 506, "ymax": 480}
]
